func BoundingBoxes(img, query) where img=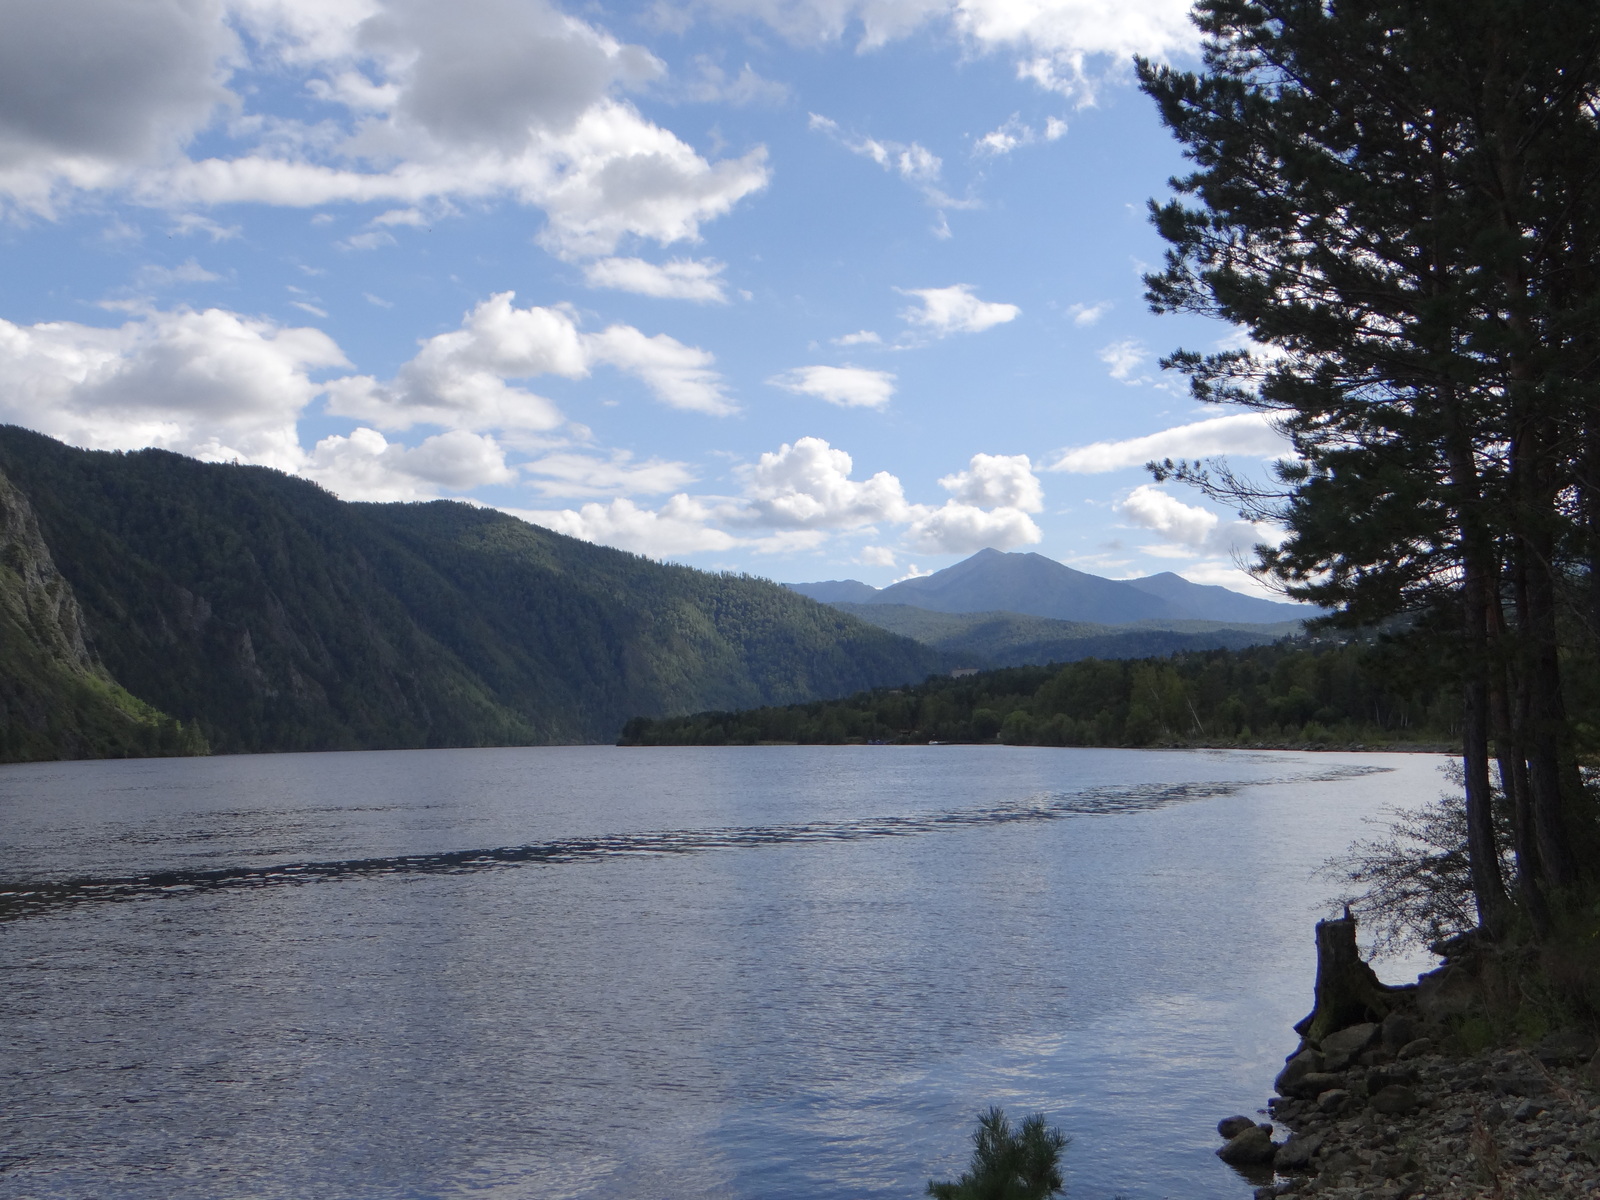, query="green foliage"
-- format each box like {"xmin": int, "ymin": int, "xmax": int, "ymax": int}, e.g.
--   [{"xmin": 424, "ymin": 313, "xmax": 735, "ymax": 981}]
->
[
  {"xmin": 621, "ymin": 637, "xmax": 1460, "ymax": 748},
  {"xmin": 926, "ymin": 1108, "xmax": 1067, "ymax": 1200},
  {"xmin": 0, "ymin": 426, "xmax": 941, "ymax": 755}
]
